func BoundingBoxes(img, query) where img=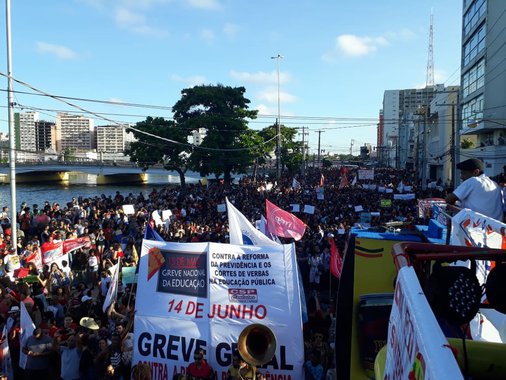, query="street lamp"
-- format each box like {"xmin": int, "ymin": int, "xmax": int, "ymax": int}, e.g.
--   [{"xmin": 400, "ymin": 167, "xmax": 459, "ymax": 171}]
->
[{"xmin": 271, "ymin": 54, "xmax": 283, "ymax": 180}]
